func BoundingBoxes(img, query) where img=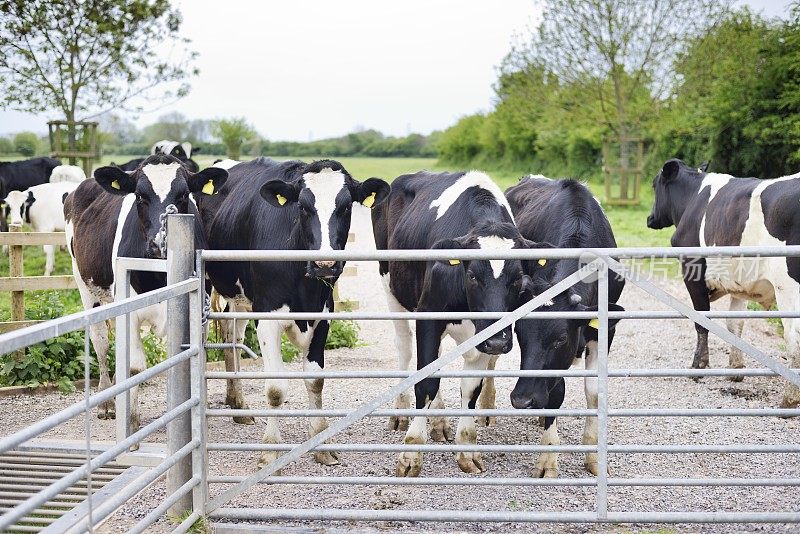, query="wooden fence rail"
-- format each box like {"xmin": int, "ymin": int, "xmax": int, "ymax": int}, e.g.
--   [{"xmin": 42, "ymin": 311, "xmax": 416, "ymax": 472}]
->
[{"xmin": 0, "ymin": 224, "xmax": 77, "ymax": 334}]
